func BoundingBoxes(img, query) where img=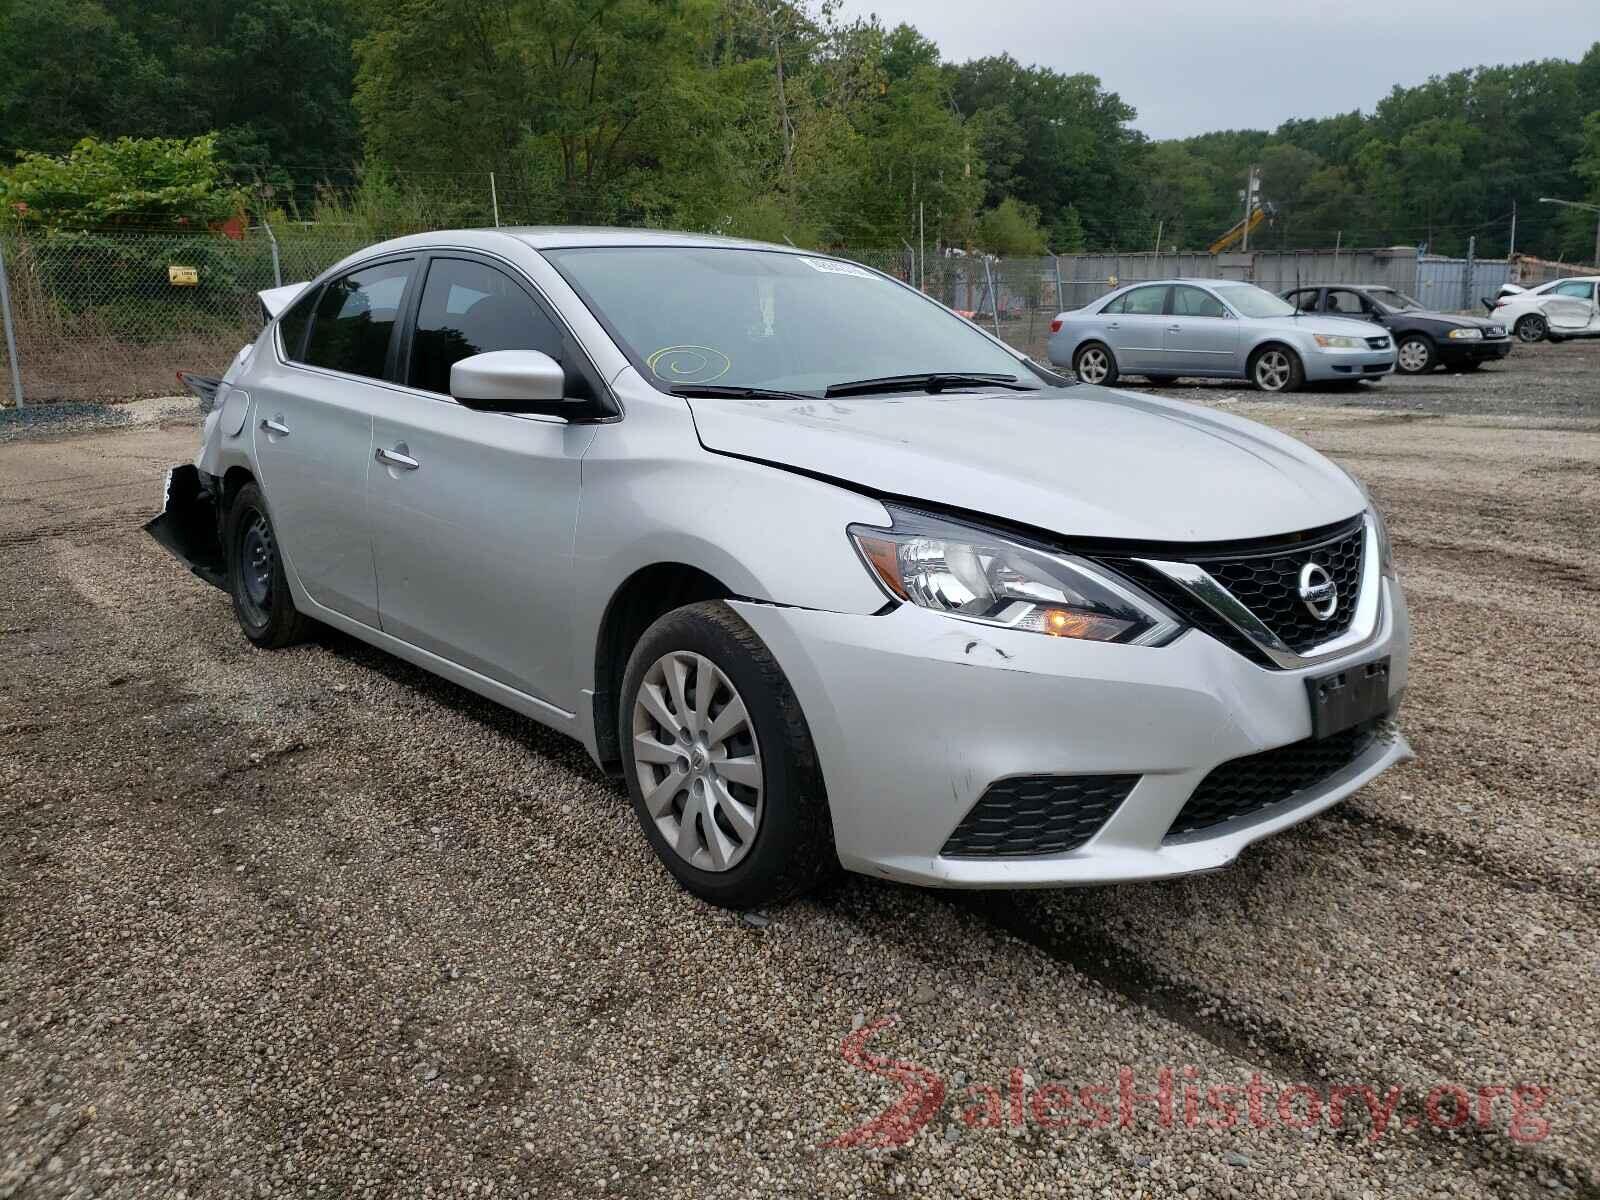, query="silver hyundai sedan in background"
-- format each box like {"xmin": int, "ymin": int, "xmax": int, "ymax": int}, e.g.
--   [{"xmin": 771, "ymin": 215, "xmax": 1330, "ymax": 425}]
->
[
  {"xmin": 1048, "ymin": 278, "xmax": 1397, "ymax": 392},
  {"xmin": 148, "ymin": 229, "xmax": 1410, "ymax": 908}
]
